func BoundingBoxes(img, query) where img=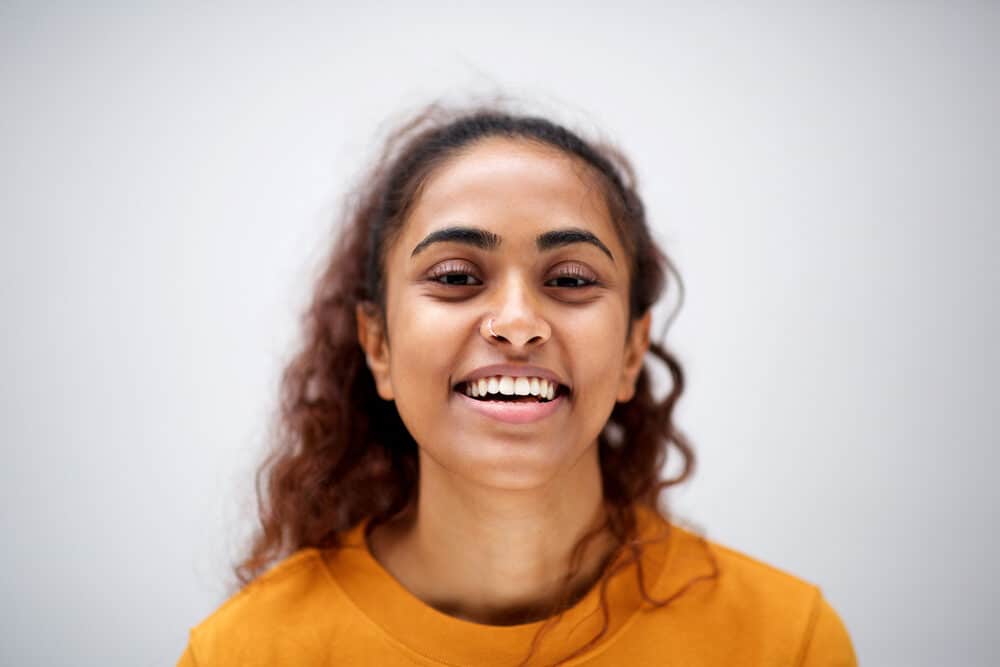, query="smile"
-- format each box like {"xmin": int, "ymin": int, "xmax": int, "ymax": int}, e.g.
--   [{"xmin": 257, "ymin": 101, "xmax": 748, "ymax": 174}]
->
[
  {"xmin": 456, "ymin": 376, "xmax": 566, "ymax": 403},
  {"xmin": 451, "ymin": 369, "xmax": 572, "ymax": 424}
]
